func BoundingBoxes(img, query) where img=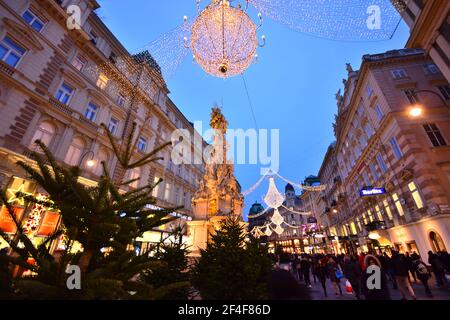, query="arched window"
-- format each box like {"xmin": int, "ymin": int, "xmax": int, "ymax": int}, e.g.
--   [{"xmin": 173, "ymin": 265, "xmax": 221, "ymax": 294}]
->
[
  {"xmin": 30, "ymin": 121, "xmax": 55, "ymax": 150},
  {"xmin": 94, "ymin": 149, "xmax": 109, "ymax": 176},
  {"xmin": 429, "ymin": 231, "xmax": 446, "ymax": 253},
  {"xmin": 128, "ymin": 167, "xmax": 141, "ymax": 188},
  {"xmin": 64, "ymin": 137, "xmax": 85, "ymax": 166}
]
